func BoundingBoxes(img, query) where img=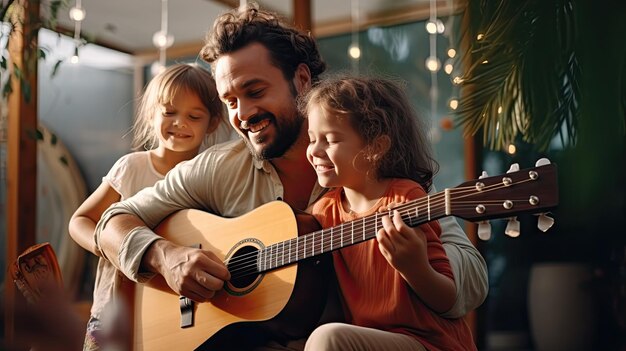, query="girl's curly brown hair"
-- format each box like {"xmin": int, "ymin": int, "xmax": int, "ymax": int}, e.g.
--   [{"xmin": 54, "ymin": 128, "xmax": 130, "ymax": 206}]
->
[{"xmin": 300, "ymin": 75, "xmax": 439, "ymax": 191}]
